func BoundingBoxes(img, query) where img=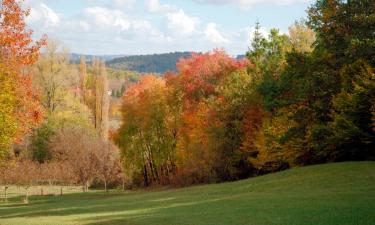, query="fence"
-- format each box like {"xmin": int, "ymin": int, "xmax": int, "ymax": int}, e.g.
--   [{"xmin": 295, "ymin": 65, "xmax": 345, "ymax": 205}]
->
[{"xmin": 0, "ymin": 185, "xmax": 84, "ymax": 201}]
